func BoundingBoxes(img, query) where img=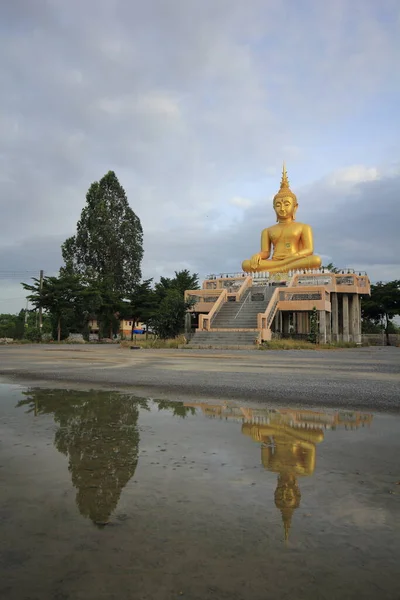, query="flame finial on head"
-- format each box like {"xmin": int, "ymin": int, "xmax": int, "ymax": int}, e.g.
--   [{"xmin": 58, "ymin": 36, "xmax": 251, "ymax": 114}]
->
[
  {"xmin": 274, "ymin": 162, "xmax": 297, "ymax": 204},
  {"xmin": 281, "ymin": 161, "xmax": 290, "ymax": 189}
]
